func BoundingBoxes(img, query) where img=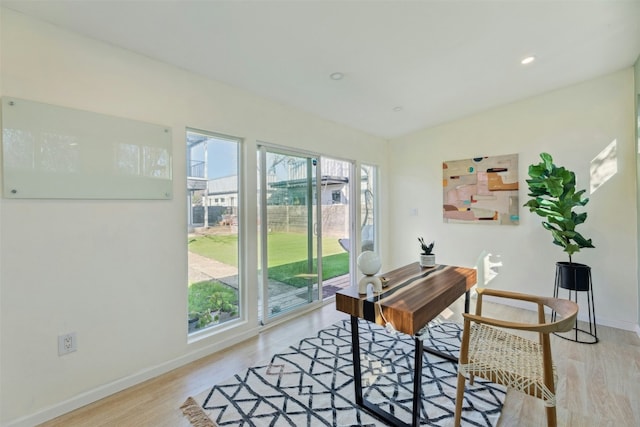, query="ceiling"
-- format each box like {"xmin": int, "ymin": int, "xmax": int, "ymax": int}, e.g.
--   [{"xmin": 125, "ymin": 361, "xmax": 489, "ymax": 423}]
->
[{"xmin": 3, "ymin": 1, "xmax": 640, "ymax": 139}]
